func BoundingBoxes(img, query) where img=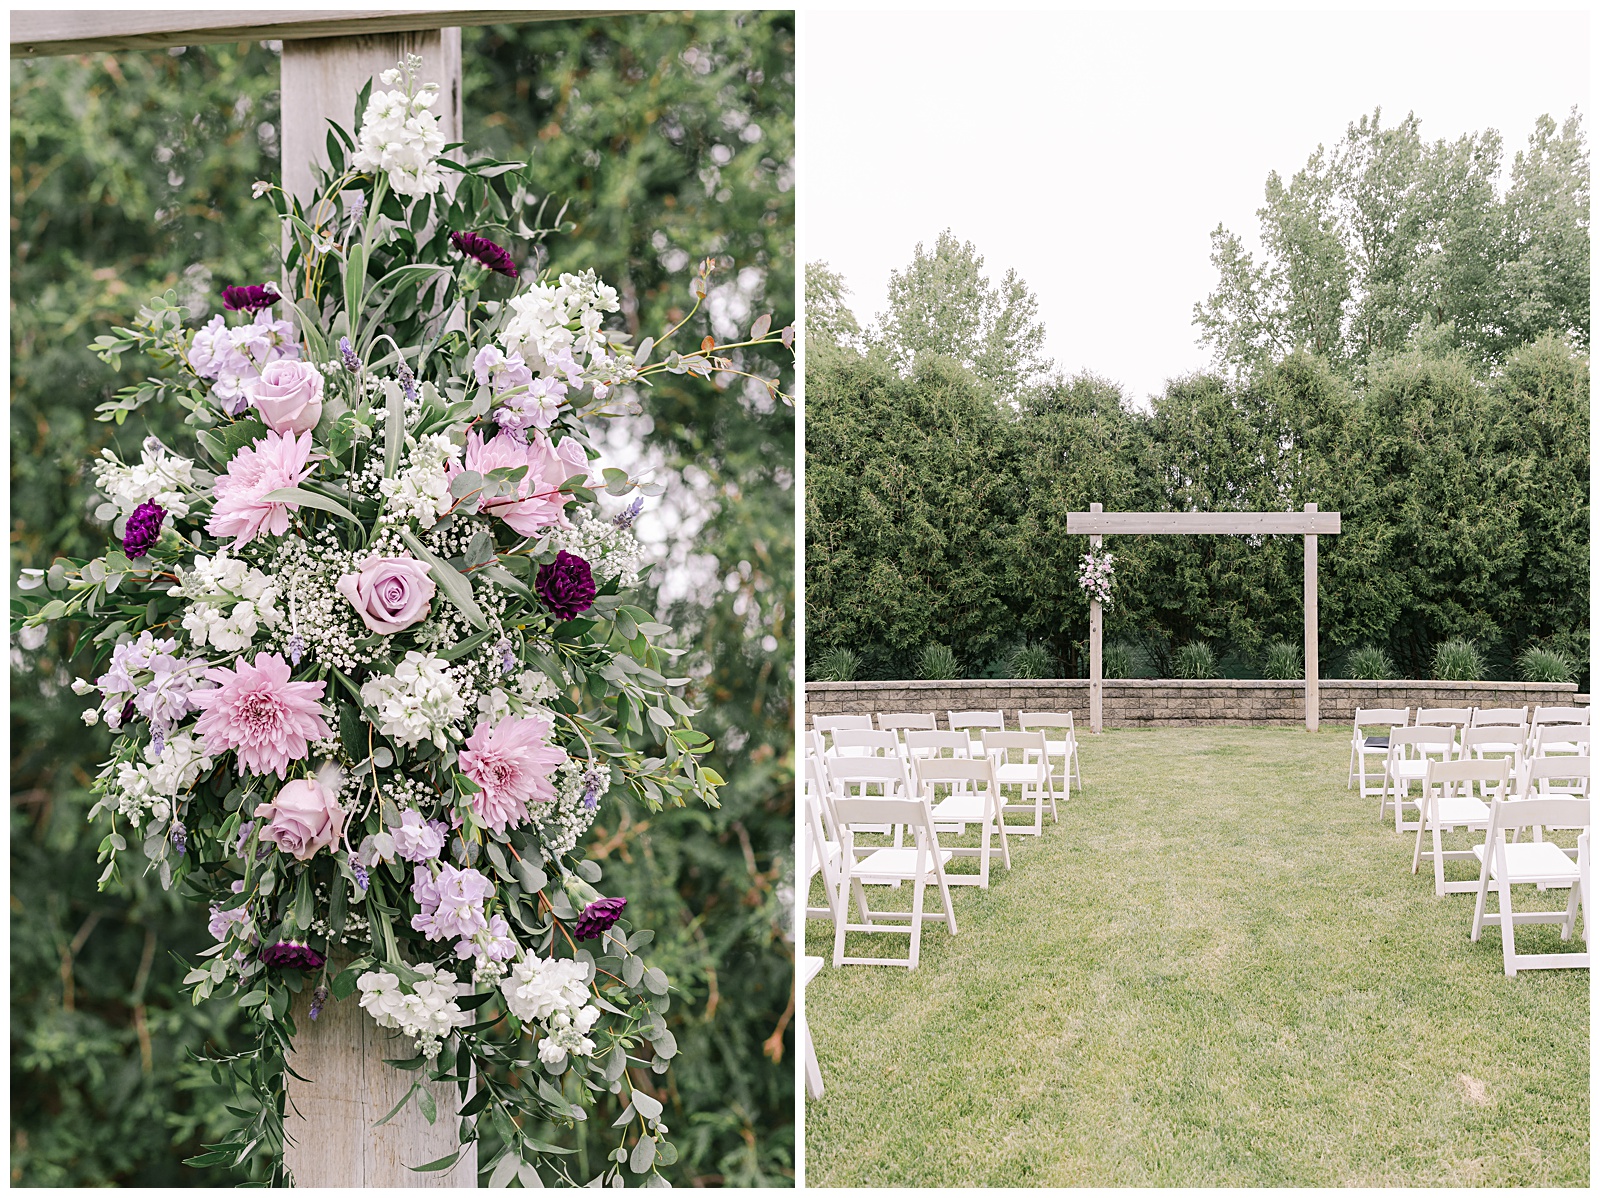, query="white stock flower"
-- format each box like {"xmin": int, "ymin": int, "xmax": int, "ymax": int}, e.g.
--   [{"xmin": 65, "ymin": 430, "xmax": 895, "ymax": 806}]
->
[
  {"xmin": 361, "ymin": 651, "xmax": 467, "ymax": 749},
  {"xmin": 499, "ymin": 955, "xmax": 592, "ymax": 1023},
  {"xmin": 92, "ymin": 438, "xmax": 197, "ymax": 519},
  {"xmin": 357, "ymin": 964, "xmax": 471, "ymax": 1058},
  {"xmin": 351, "ymin": 84, "xmax": 446, "ymax": 198},
  {"xmin": 378, "ymin": 433, "xmax": 460, "ymax": 528}
]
